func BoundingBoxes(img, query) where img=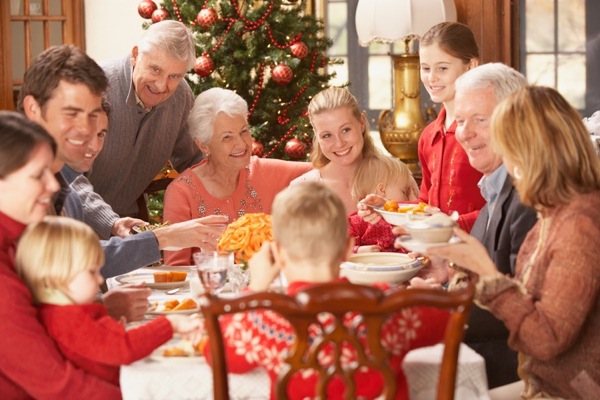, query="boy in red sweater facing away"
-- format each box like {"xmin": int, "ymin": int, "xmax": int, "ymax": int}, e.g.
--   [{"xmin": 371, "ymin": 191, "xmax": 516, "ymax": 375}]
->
[{"xmin": 204, "ymin": 181, "xmax": 450, "ymax": 399}]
